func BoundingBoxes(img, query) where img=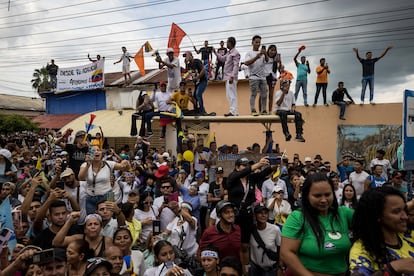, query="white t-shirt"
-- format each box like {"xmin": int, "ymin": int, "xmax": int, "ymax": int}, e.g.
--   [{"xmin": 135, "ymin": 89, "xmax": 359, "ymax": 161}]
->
[
  {"xmin": 120, "ymin": 250, "xmax": 146, "ymax": 276},
  {"xmin": 164, "ymin": 57, "xmax": 181, "ymax": 91},
  {"xmin": 274, "ymin": 90, "xmax": 295, "ymax": 112},
  {"xmin": 121, "ymin": 52, "xmax": 131, "ymax": 66},
  {"xmin": 153, "ymin": 195, "xmax": 183, "ymax": 231},
  {"xmin": 152, "ymin": 91, "xmax": 172, "ymax": 112},
  {"xmin": 134, "ymin": 207, "xmax": 159, "ymax": 241},
  {"xmin": 245, "ymin": 50, "xmax": 266, "ymax": 80},
  {"xmin": 196, "ymin": 182, "xmax": 209, "ymax": 207},
  {"xmin": 250, "ymin": 223, "xmax": 281, "ymax": 268},
  {"xmin": 81, "ymin": 161, "xmax": 116, "ymax": 196},
  {"xmin": 335, "ymin": 188, "xmax": 343, "ymax": 204},
  {"xmin": 369, "ymin": 158, "xmax": 392, "ymax": 180},
  {"xmin": 64, "ymin": 181, "xmax": 87, "ymax": 223},
  {"xmin": 349, "ymin": 171, "xmax": 370, "ymax": 199},
  {"xmin": 266, "ymin": 198, "xmax": 291, "ymax": 221},
  {"xmin": 144, "ymin": 263, "xmax": 192, "ymax": 276},
  {"xmin": 167, "ymin": 216, "xmax": 198, "ymax": 256}
]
